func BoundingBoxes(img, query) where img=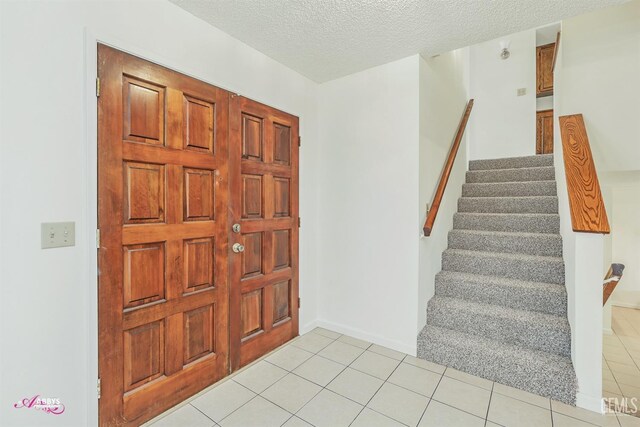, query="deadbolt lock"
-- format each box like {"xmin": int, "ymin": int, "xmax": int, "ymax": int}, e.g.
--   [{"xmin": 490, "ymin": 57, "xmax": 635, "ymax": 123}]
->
[
  {"xmin": 232, "ymin": 243, "xmax": 245, "ymax": 253},
  {"xmin": 232, "ymin": 223, "xmax": 241, "ymax": 233}
]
